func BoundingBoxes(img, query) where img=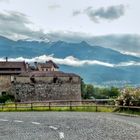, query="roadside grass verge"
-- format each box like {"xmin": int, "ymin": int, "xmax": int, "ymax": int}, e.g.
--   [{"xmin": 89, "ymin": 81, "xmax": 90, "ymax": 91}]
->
[
  {"xmin": 0, "ymin": 103, "xmax": 139, "ymax": 115},
  {"xmin": 115, "ymin": 108, "xmax": 140, "ymax": 116},
  {"xmin": 0, "ymin": 105, "xmax": 114, "ymax": 112}
]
